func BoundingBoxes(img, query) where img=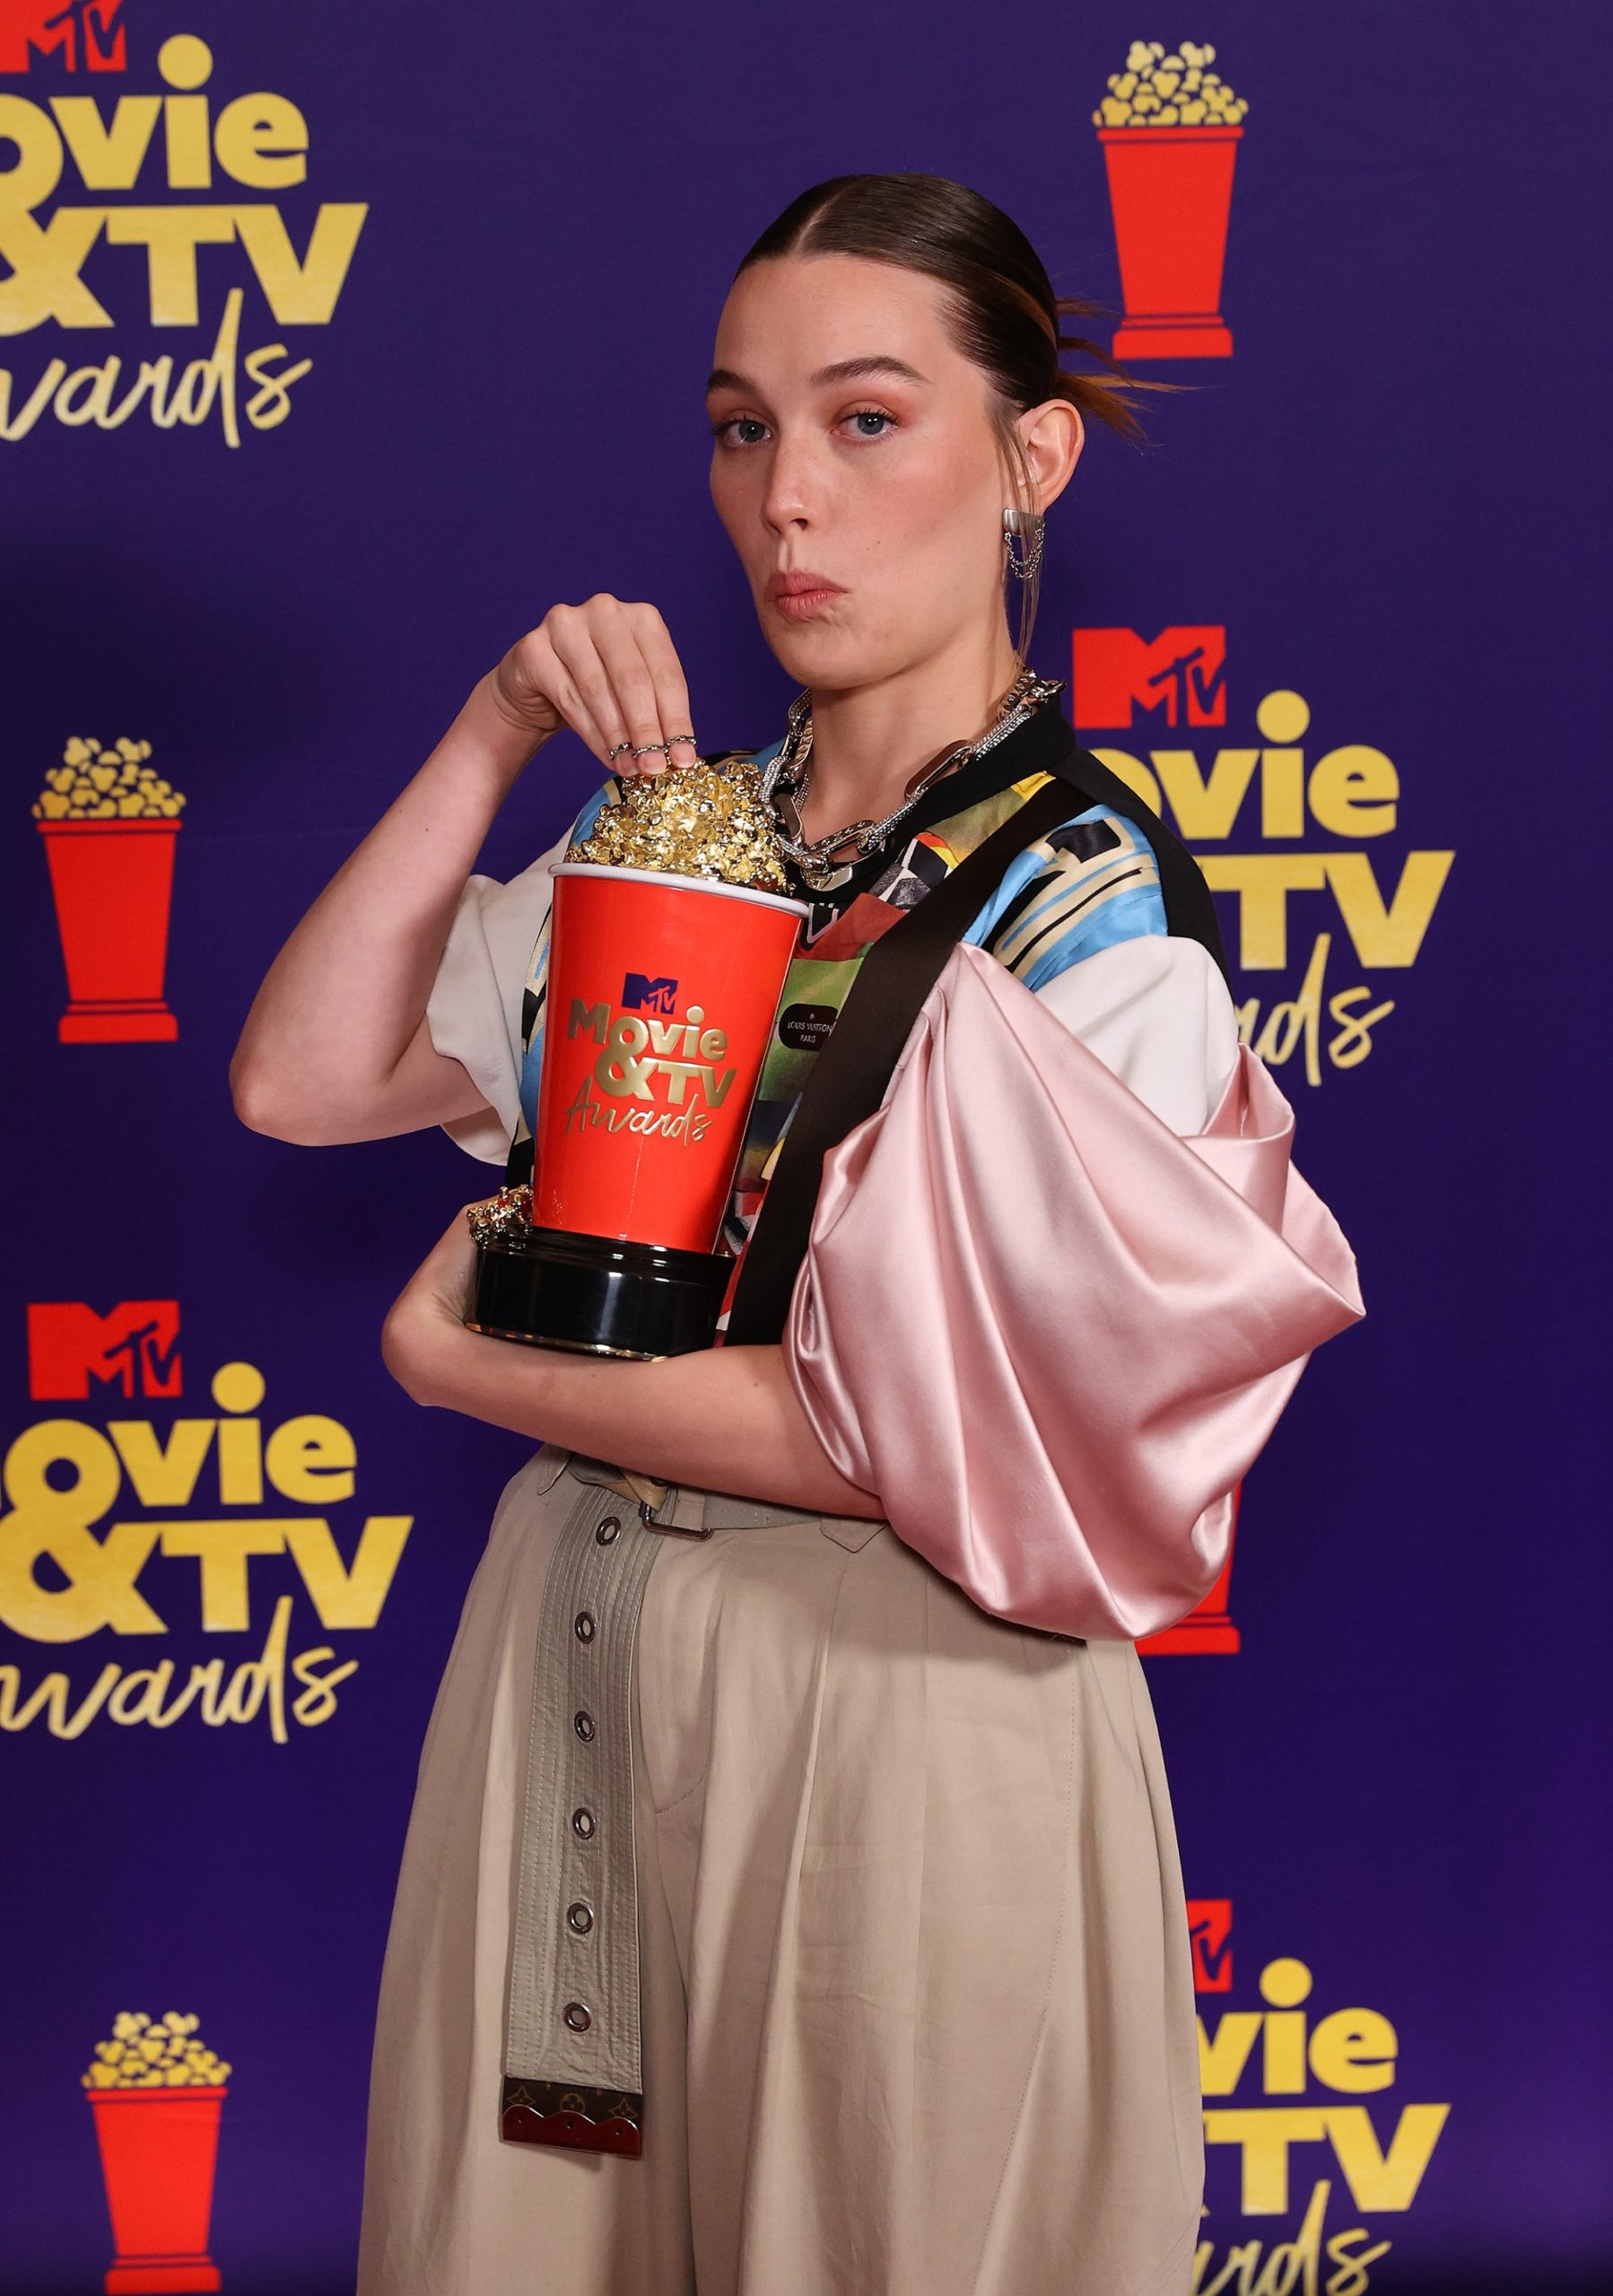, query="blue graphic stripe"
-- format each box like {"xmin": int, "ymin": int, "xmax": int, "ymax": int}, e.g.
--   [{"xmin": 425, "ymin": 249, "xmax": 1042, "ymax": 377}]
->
[{"xmin": 962, "ymin": 803, "xmax": 1165, "ymax": 987}]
